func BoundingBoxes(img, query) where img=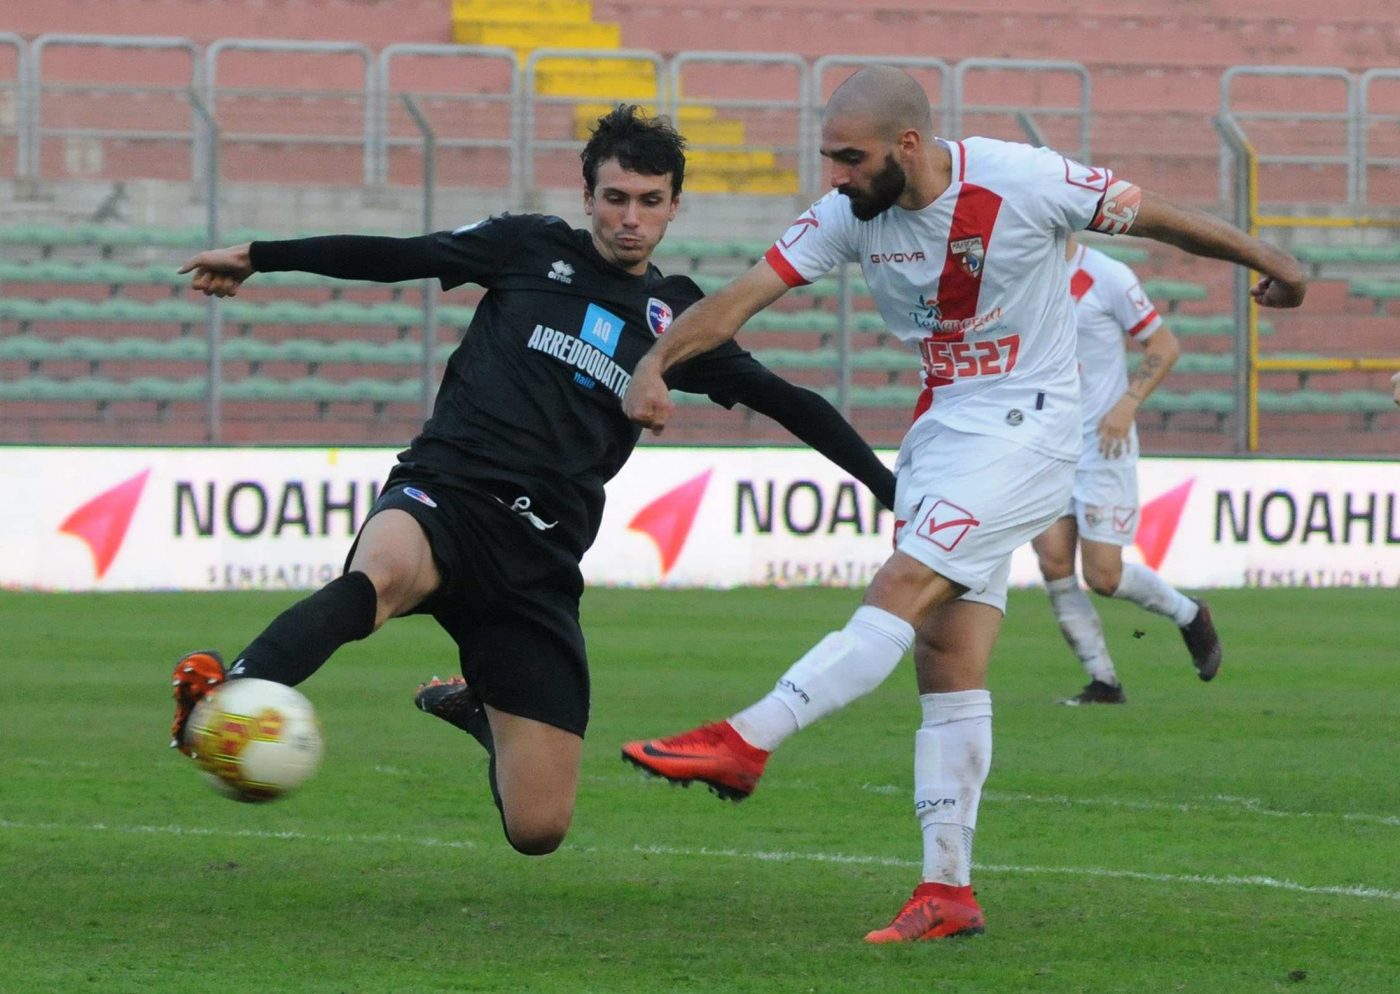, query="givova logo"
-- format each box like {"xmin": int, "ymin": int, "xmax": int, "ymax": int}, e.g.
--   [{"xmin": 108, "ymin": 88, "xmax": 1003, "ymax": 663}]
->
[{"xmin": 58, "ymin": 468, "xmax": 151, "ymax": 578}]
